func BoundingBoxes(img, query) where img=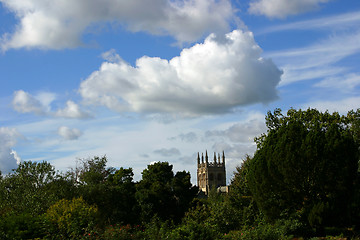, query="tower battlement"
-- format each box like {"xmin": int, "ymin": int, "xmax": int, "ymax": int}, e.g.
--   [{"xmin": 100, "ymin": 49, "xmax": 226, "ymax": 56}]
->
[{"xmin": 197, "ymin": 151, "xmax": 226, "ymax": 195}]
